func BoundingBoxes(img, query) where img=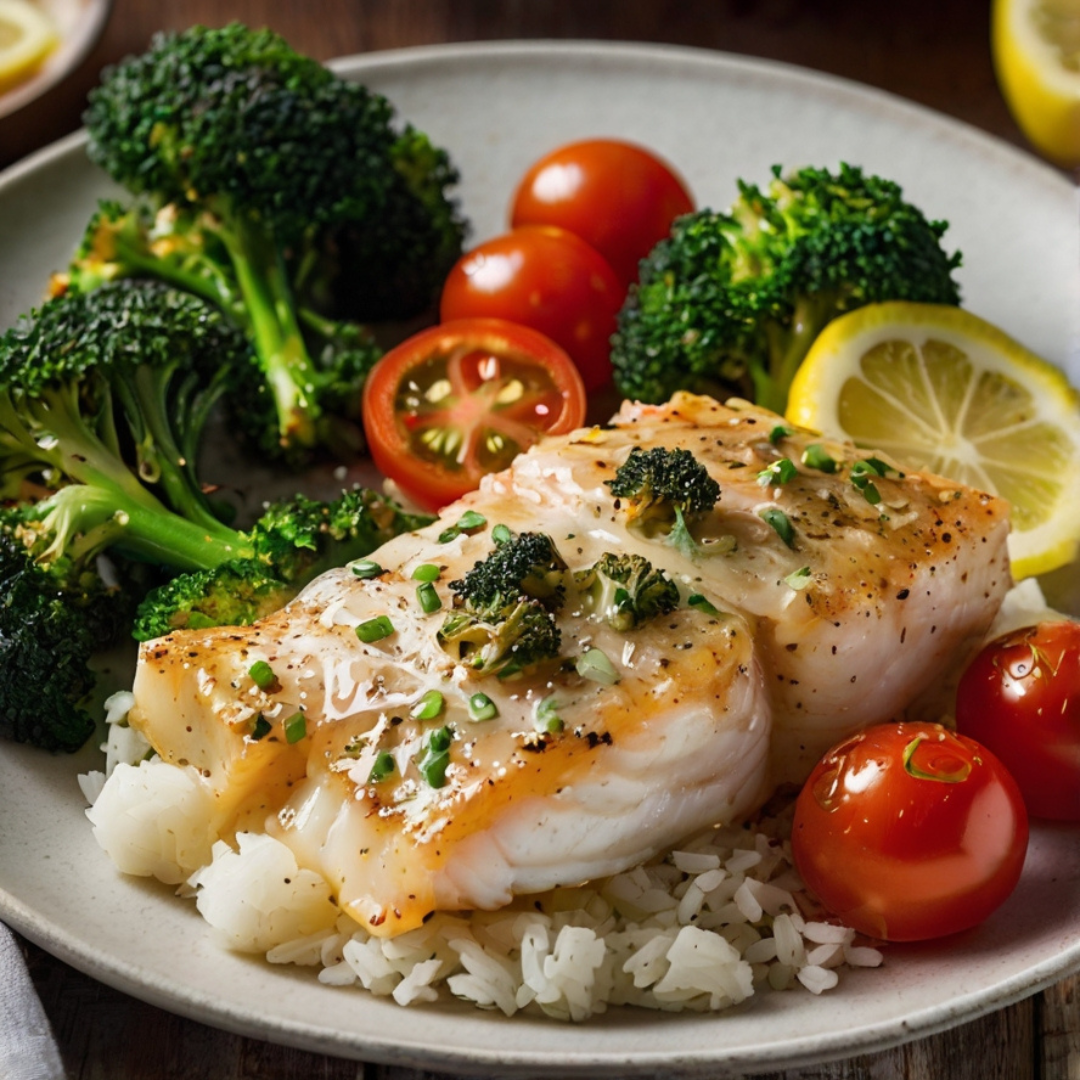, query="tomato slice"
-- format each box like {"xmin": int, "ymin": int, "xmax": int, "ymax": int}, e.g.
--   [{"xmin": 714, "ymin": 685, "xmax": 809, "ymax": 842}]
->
[{"xmin": 362, "ymin": 318, "xmax": 587, "ymax": 511}]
